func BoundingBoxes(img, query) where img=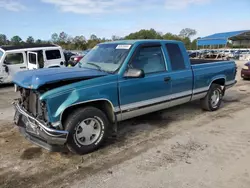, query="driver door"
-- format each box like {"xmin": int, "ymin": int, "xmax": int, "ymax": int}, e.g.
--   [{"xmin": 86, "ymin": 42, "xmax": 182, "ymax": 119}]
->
[
  {"xmin": 27, "ymin": 52, "xmax": 38, "ymax": 70},
  {"xmin": 118, "ymin": 43, "xmax": 172, "ymax": 120}
]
